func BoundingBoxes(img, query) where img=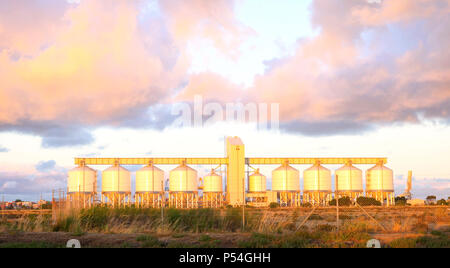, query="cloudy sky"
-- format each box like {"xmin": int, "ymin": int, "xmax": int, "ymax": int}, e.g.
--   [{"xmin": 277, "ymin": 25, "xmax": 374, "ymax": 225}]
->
[{"xmin": 0, "ymin": 0, "xmax": 449, "ymax": 201}]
